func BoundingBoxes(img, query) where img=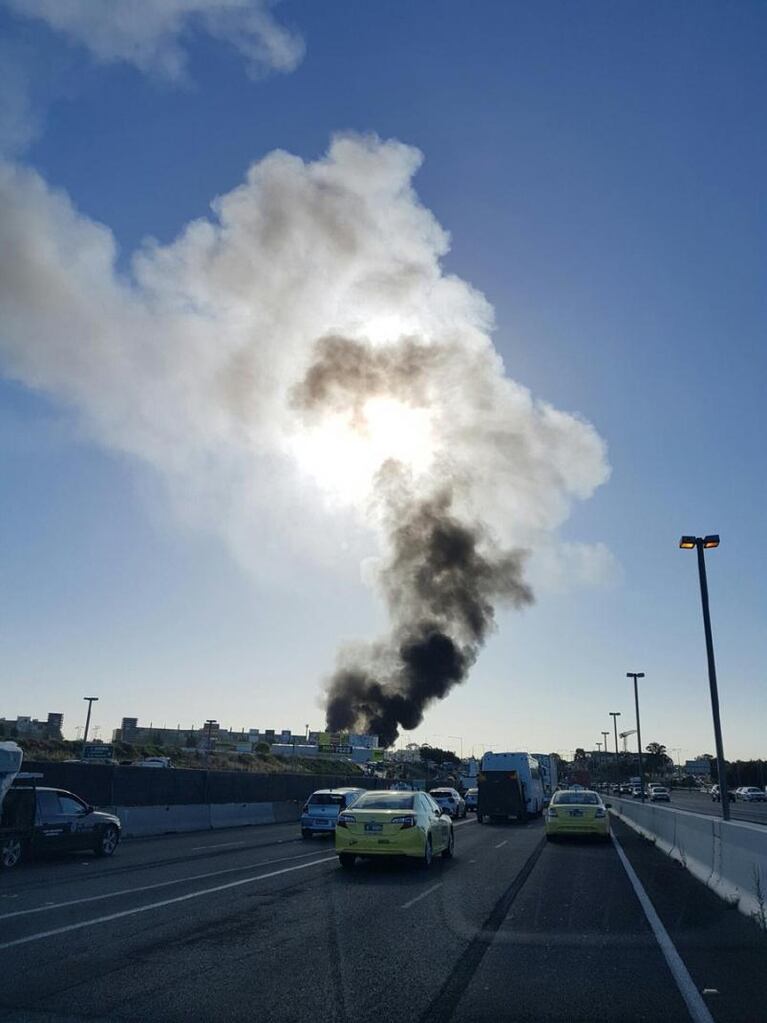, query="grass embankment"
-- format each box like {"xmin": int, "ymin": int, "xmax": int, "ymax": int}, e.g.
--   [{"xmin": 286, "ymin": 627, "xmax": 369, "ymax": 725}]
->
[{"xmin": 13, "ymin": 737, "xmax": 363, "ymax": 776}]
